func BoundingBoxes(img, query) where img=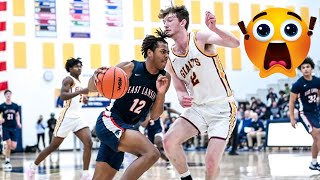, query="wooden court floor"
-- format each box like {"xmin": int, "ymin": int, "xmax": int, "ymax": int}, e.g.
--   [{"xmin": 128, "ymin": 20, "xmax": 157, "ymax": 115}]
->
[{"xmin": 0, "ymin": 149, "xmax": 320, "ymax": 180}]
